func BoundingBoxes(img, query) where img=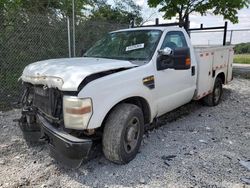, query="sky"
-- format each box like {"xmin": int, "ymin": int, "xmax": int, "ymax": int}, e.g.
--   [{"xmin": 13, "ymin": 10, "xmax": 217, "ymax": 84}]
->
[
  {"xmin": 136, "ymin": 0, "xmax": 250, "ymax": 44},
  {"xmin": 133, "ymin": 0, "xmax": 250, "ymax": 28},
  {"xmin": 109, "ymin": 0, "xmax": 250, "ymax": 44}
]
